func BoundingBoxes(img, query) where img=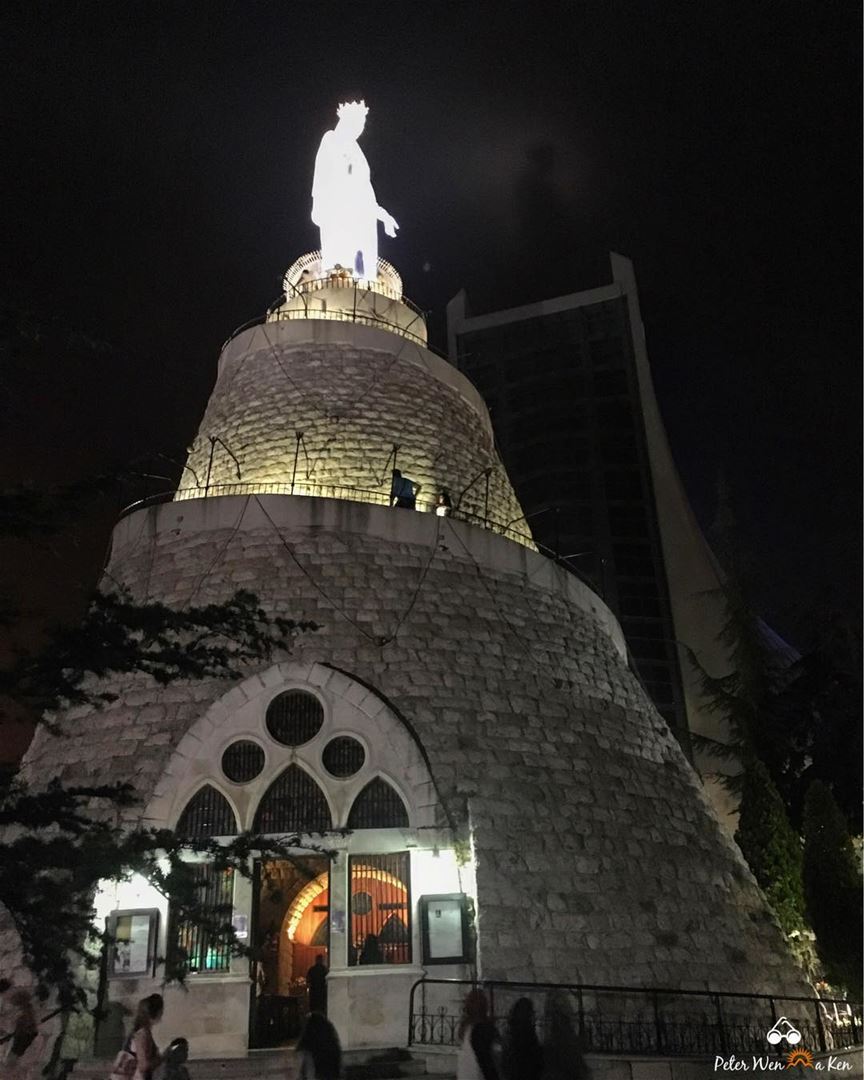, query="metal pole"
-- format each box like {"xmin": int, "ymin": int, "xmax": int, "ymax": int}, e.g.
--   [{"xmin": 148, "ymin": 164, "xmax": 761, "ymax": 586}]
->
[
  {"xmin": 713, "ymin": 993, "xmax": 727, "ymax": 1055},
  {"xmin": 652, "ymin": 991, "xmax": 664, "ymax": 1054},
  {"xmin": 483, "ymin": 470, "xmax": 491, "ymax": 527},
  {"xmin": 205, "ymin": 436, "xmax": 216, "ymax": 496},
  {"xmin": 291, "ymin": 432, "xmax": 303, "ymax": 495},
  {"xmin": 814, "ymin": 1000, "xmax": 827, "ymax": 1054}
]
